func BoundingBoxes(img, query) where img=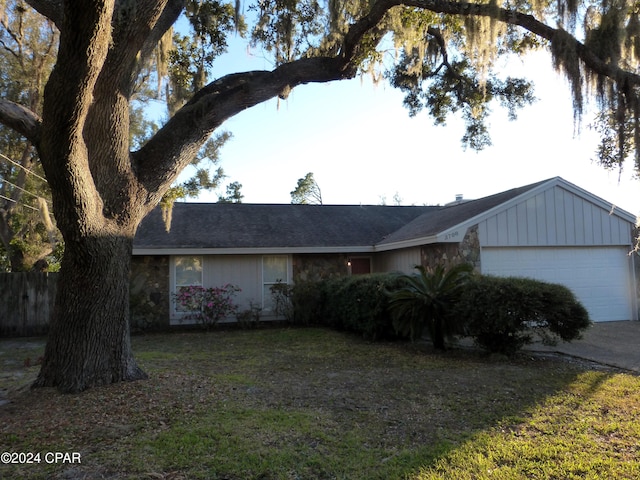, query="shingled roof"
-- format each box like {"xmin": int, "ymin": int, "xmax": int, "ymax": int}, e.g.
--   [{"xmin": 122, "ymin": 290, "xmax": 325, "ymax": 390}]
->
[
  {"xmin": 134, "ymin": 203, "xmax": 434, "ymax": 251},
  {"xmin": 133, "ymin": 178, "xmax": 551, "ymax": 253}
]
